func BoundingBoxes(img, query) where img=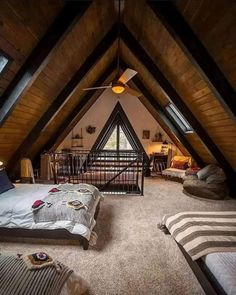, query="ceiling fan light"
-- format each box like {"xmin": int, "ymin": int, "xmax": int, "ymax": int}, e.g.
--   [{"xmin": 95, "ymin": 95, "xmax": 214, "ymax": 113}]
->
[{"xmin": 111, "ymin": 81, "xmax": 125, "ymax": 94}]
